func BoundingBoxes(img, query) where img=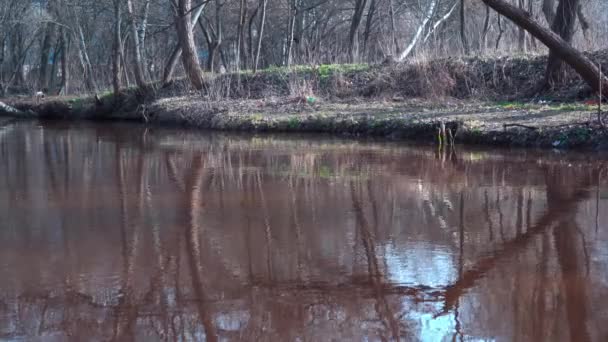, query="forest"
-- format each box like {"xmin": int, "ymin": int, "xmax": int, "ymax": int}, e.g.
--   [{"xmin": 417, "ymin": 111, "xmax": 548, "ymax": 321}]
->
[{"xmin": 0, "ymin": 0, "xmax": 606, "ymax": 96}]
